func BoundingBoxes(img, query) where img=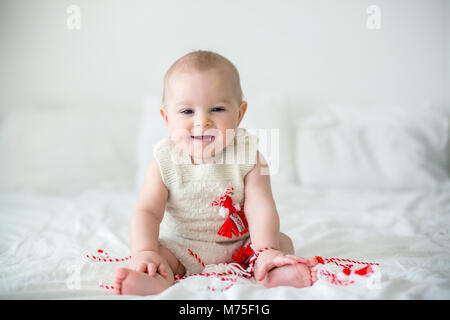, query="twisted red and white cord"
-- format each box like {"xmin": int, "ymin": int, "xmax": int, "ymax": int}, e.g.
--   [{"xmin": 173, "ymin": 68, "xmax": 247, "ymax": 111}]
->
[
  {"xmin": 85, "ymin": 249, "xmax": 132, "ymax": 291},
  {"xmin": 210, "ymin": 187, "xmax": 234, "ymax": 207},
  {"xmin": 84, "ymin": 248, "xmax": 380, "ymax": 292},
  {"xmin": 85, "ymin": 249, "xmax": 131, "ymax": 263},
  {"xmin": 178, "ymin": 246, "xmax": 270, "ymax": 292}
]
